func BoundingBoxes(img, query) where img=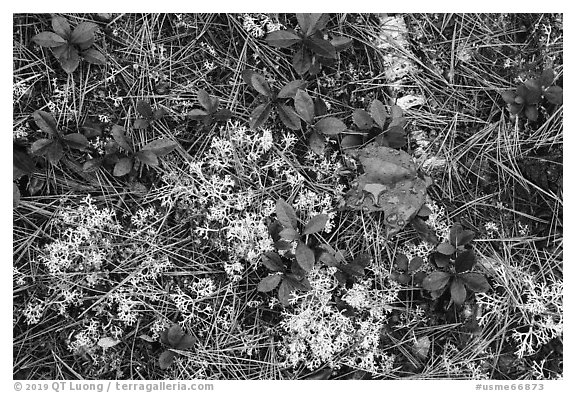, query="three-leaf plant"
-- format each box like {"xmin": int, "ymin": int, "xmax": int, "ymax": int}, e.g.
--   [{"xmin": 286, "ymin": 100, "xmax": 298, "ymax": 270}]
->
[
  {"xmin": 188, "ymin": 89, "xmax": 233, "ymax": 127},
  {"xmin": 501, "ymin": 68, "xmax": 563, "ymax": 121},
  {"xmin": 30, "ymin": 110, "xmax": 90, "ymax": 165},
  {"xmin": 422, "ymin": 224, "xmax": 491, "ymax": 305},
  {"xmin": 158, "ymin": 324, "xmax": 196, "ymax": 370},
  {"xmin": 265, "ymin": 13, "xmax": 352, "ymax": 75},
  {"xmin": 32, "ymin": 15, "xmax": 105, "ymax": 73},
  {"xmin": 390, "ymin": 253, "xmax": 426, "ymax": 286},
  {"xmin": 134, "ymin": 100, "xmax": 168, "ymax": 130},
  {"xmin": 242, "ymin": 70, "xmax": 307, "ymax": 130}
]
